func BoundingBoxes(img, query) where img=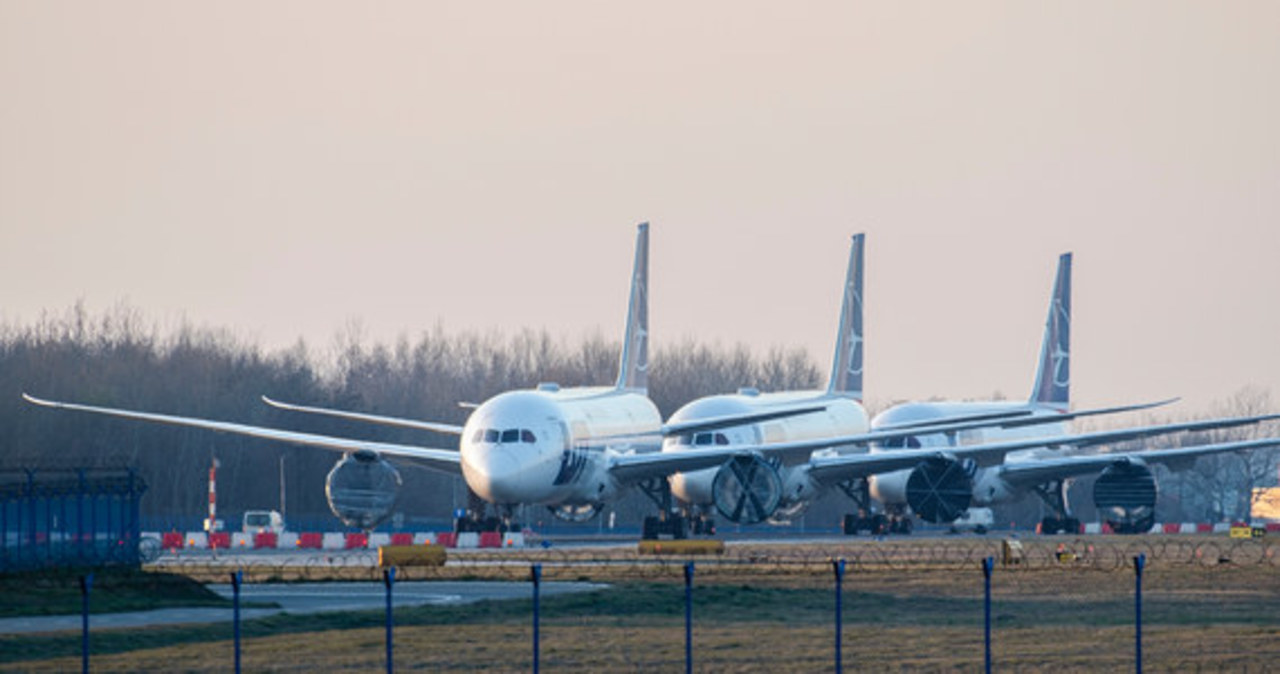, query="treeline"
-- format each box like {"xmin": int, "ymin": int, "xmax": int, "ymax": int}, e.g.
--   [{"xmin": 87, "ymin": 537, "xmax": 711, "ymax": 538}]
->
[
  {"xmin": 1, "ymin": 304, "xmax": 1274, "ymax": 531},
  {"xmin": 0, "ymin": 304, "xmax": 820, "ymax": 528}
]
